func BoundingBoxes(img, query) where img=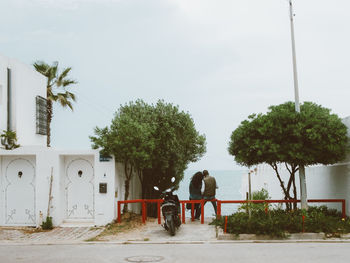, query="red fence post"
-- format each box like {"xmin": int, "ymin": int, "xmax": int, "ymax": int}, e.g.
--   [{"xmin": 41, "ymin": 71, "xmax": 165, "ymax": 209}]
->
[
  {"xmin": 182, "ymin": 202, "xmax": 185, "ymax": 224},
  {"xmin": 224, "ymin": 216, "xmax": 228, "ymax": 233},
  {"xmin": 217, "ymin": 200, "xmax": 221, "ymax": 219},
  {"xmin": 201, "ymin": 199, "xmax": 204, "ymax": 224},
  {"xmin": 117, "ymin": 201, "xmax": 121, "ymax": 223},
  {"xmin": 144, "ymin": 201, "xmax": 148, "ymax": 222},
  {"xmin": 342, "ymin": 200, "xmax": 346, "ymax": 219},
  {"xmin": 157, "ymin": 201, "xmax": 161, "ymax": 224},
  {"xmin": 191, "ymin": 203, "xmax": 194, "ymax": 221},
  {"xmin": 141, "ymin": 201, "xmax": 146, "ymax": 224}
]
